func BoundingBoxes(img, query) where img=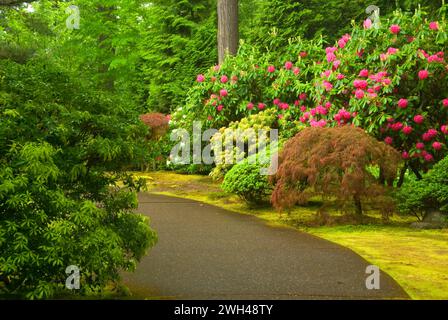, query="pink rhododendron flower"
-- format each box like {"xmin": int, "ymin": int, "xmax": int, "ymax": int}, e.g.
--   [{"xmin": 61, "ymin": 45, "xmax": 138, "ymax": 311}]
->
[
  {"xmin": 380, "ymin": 53, "xmax": 388, "ymax": 61},
  {"xmin": 402, "ymin": 151, "xmax": 410, "ymax": 159},
  {"xmin": 424, "ymin": 154, "xmax": 434, "ymax": 162},
  {"xmin": 342, "ymin": 34, "xmax": 351, "ymax": 42},
  {"xmin": 359, "ymin": 69, "xmax": 369, "ymax": 77},
  {"xmin": 363, "ymin": 19, "xmax": 373, "ymax": 29},
  {"xmin": 322, "ymin": 70, "xmax": 332, "ymax": 78},
  {"xmin": 280, "ymin": 103, "xmax": 289, "ymax": 110},
  {"xmin": 300, "ymin": 106, "xmax": 307, "ymax": 112},
  {"xmin": 391, "ymin": 122, "xmax": 403, "ymax": 131},
  {"xmin": 258, "ymin": 103, "xmax": 265, "ymax": 110},
  {"xmin": 316, "ymin": 105, "xmax": 328, "ymax": 115},
  {"xmin": 325, "ymin": 46, "xmax": 337, "ymax": 54},
  {"xmin": 214, "ymin": 65, "xmax": 220, "ymax": 72},
  {"xmin": 441, "ymin": 125, "xmax": 448, "ymax": 134},
  {"xmin": 338, "ymin": 38, "xmax": 346, "ymax": 49},
  {"xmin": 299, "ymin": 51, "xmax": 308, "ymax": 58},
  {"xmin": 207, "ymin": 116, "xmax": 213, "ymax": 121},
  {"xmin": 197, "ymin": 74, "xmax": 205, "ymax": 82},
  {"xmin": 443, "ymin": 99, "xmax": 448, "ymax": 107},
  {"xmin": 432, "ymin": 142, "xmax": 443, "ymax": 150},
  {"xmin": 427, "ymin": 129, "xmax": 438, "ymax": 138},
  {"xmin": 353, "ymin": 79, "xmax": 368, "ymax": 89},
  {"xmin": 387, "ymin": 47, "xmax": 398, "ymax": 55},
  {"xmin": 285, "ymin": 61, "xmax": 293, "ymax": 70},
  {"xmin": 398, "ymin": 98, "xmax": 408, "ymax": 109},
  {"xmin": 299, "ymin": 93, "xmax": 307, "ymax": 101},
  {"xmin": 384, "ymin": 137, "xmax": 393, "ymax": 145},
  {"xmin": 414, "ymin": 115, "xmax": 425, "ymax": 124},
  {"xmin": 219, "ymin": 89, "xmax": 228, "ymax": 97},
  {"xmin": 267, "ymin": 65, "xmax": 276, "ymax": 73},
  {"xmin": 231, "ymin": 75, "xmax": 238, "ymax": 82},
  {"xmin": 326, "ymin": 52, "xmax": 337, "ymax": 63},
  {"xmin": 333, "ymin": 60, "xmax": 341, "ymax": 69},
  {"xmin": 382, "ymin": 78, "xmax": 391, "ymax": 86},
  {"xmin": 429, "ymin": 21, "xmax": 439, "ymax": 31},
  {"xmin": 416, "ymin": 142, "xmax": 425, "ymax": 150},
  {"xmin": 323, "ymin": 81, "xmax": 333, "ymax": 91},
  {"xmin": 310, "ymin": 119, "xmax": 327, "ymax": 128},
  {"xmin": 390, "ymin": 24, "xmax": 400, "ymax": 34},
  {"xmin": 247, "ymin": 102, "xmax": 254, "ymax": 110},
  {"xmin": 278, "ymin": 114, "xmax": 284, "ymax": 119},
  {"xmin": 355, "ymin": 89, "xmax": 365, "ymax": 99},
  {"xmin": 418, "ymin": 70, "xmax": 429, "ymax": 80},
  {"xmin": 220, "ymin": 75, "xmax": 228, "ymax": 83},
  {"xmin": 293, "ymin": 67, "xmax": 300, "ymax": 75},
  {"xmin": 273, "ymin": 98, "xmax": 280, "ymax": 105},
  {"xmin": 217, "ymin": 105, "xmax": 224, "ymax": 112},
  {"xmin": 422, "ymin": 133, "xmax": 432, "ymax": 142},
  {"xmin": 403, "ymin": 126, "xmax": 413, "ymax": 135},
  {"xmin": 337, "ymin": 73, "xmax": 345, "ymax": 80}
]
